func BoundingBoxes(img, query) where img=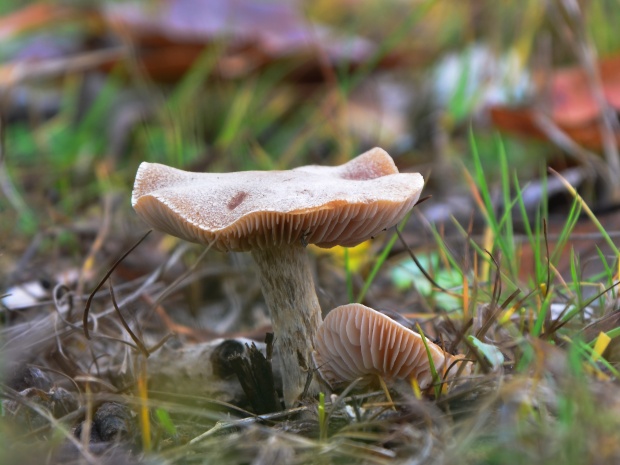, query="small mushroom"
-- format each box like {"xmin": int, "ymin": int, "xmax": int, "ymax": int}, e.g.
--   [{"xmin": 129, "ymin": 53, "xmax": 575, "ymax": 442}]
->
[
  {"xmin": 131, "ymin": 148, "xmax": 423, "ymax": 405},
  {"xmin": 313, "ymin": 304, "xmax": 472, "ymax": 391}
]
